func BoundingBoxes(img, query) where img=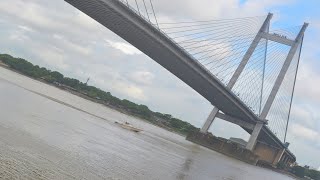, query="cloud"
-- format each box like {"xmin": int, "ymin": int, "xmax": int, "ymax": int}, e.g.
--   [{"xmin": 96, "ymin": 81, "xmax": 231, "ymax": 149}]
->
[
  {"xmin": 290, "ymin": 104, "xmax": 318, "ymax": 128},
  {"xmin": 291, "ymin": 123, "xmax": 319, "ymax": 143},
  {"xmin": 18, "ymin": 25, "xmax": 34, "ymax": 32},
  {"xmin": 106, "ymin": 40, "xmax": 142, "ymax": 55},
  {"xmin": 129, "ymin": 71, "xmax": 155, "ymax": 85},
  {"xmin": 121, "ymin": 85, "xmax": 147, "ymax": 101},
  {"xmin": 151, "ymin": 0, "xmax": 292, "ymax": 23},
  {"xmin": 295, "ymin": 63, "xmax": 320, "ymax": 103},
  {"xmin": 71, "ymin": 63, "xmax": 148, "ymax": 101},
  {"xmin": 0, "ymin": 0, "xmax": 60, "ymax": 30},
  {"xmin": 9, "ymin": 30, "xmax": 30, "ymax": 42},
  {"xmin": 31, "ymin": 45, "xmax": 69, "ymax": 70},
  {"xmin": 52, "ymin": 34, "xmax": 92, "ymax": 56}
]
